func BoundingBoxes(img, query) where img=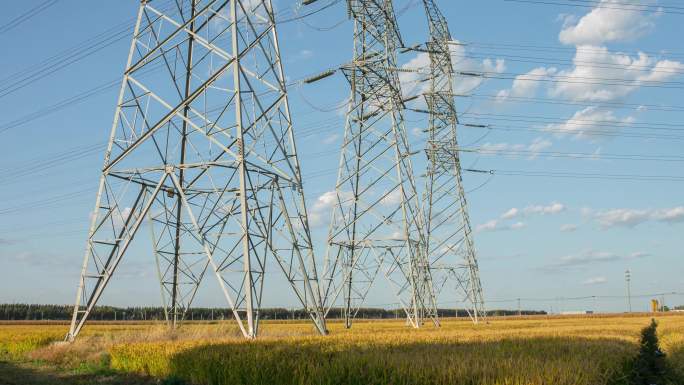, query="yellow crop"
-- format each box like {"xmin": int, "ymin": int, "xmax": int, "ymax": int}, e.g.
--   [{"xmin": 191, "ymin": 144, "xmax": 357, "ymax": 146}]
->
[{"xmin": 0, "ymin": 314, "xmax": 682, "ymax": 385}]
